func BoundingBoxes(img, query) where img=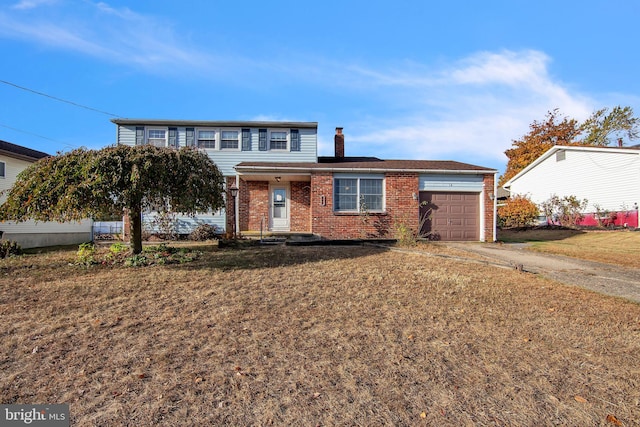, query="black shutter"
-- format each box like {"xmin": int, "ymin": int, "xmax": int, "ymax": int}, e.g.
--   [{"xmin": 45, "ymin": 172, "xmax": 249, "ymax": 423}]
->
[
  {"xmin": 135, "ymin": 127, "xmax": 144, "ymax": 145},
  {"xmin": 290, "ymin": 129, "xmax": 300, "ymax": 151},
  {"xmin": 168, "ymin": 127, "xmax": 178, "ymax": 148},
  {"xmin": 242, "ymin": 128, "xmax": 251, "ymax": 151},
  {"xmin": 259, "ymin": 129, "xmax": 267, "ymax": 151},
  {"xmin": 186, "ymin": 128, "xmax": 195, "ymax": 147}
]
